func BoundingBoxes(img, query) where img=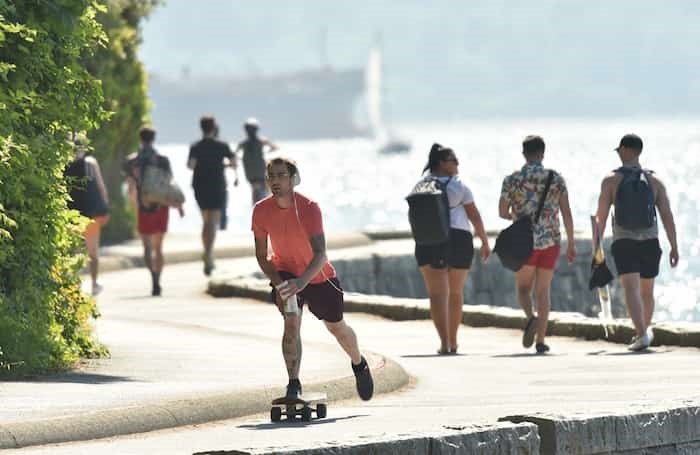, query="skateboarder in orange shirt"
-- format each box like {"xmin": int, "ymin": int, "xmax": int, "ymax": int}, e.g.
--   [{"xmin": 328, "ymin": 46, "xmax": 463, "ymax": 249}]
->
[{"xmin": 252, "ymin": 157, "xmax": 373, "ymax": 401}]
